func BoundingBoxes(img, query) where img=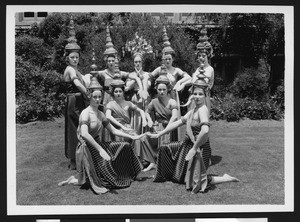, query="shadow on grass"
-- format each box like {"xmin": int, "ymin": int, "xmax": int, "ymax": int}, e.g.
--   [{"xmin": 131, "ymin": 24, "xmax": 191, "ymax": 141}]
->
[
  {"xmin": 210, "ymin": 155, "xmax": 222, "ymax": 166},
  {"xmin": 135, "ymin": 176, "xmax": 153, "ymax": 182}
]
